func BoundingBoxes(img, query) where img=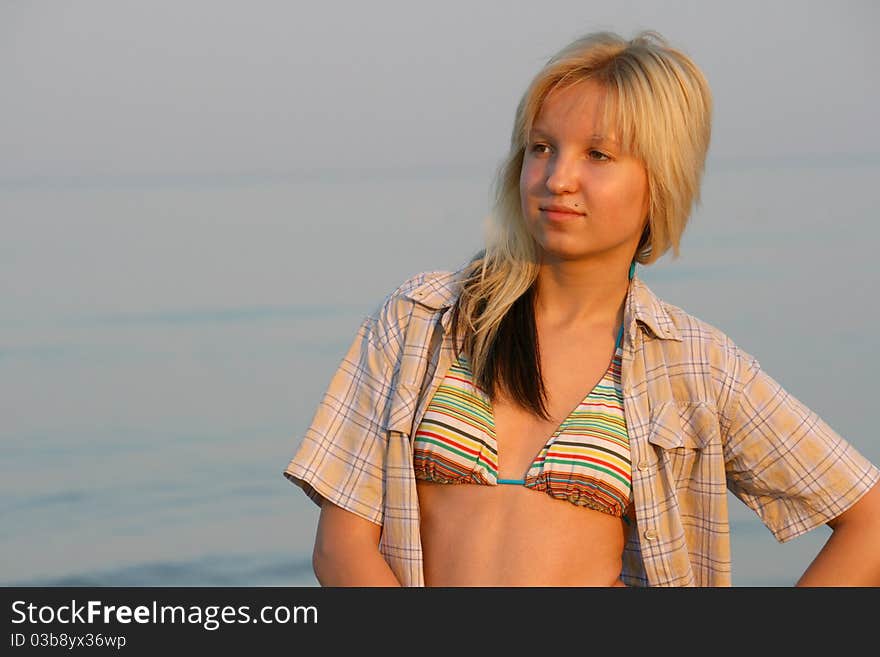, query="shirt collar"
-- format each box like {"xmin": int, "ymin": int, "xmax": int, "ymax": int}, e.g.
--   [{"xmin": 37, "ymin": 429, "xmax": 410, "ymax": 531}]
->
[
  {"xmin": 404, "ymin": 269, "xmax": 681, "ymax": 344},
  {"xmin": 403, "ymin": 270, "xmax": 461, "ymax": 311},
  {"xmin": 624, "ymin": 275, "xmax": 682, "ymax": 344}
]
